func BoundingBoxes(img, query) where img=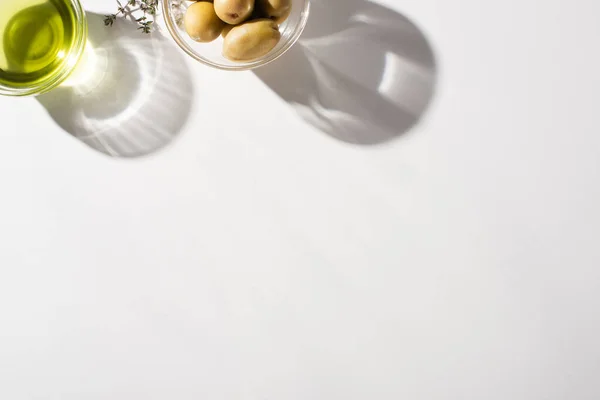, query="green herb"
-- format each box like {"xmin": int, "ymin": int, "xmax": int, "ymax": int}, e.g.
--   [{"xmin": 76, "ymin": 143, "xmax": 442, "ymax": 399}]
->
[{"xmin": 104, "ymin": 0, "xmax": 158, "ymax": 33}]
